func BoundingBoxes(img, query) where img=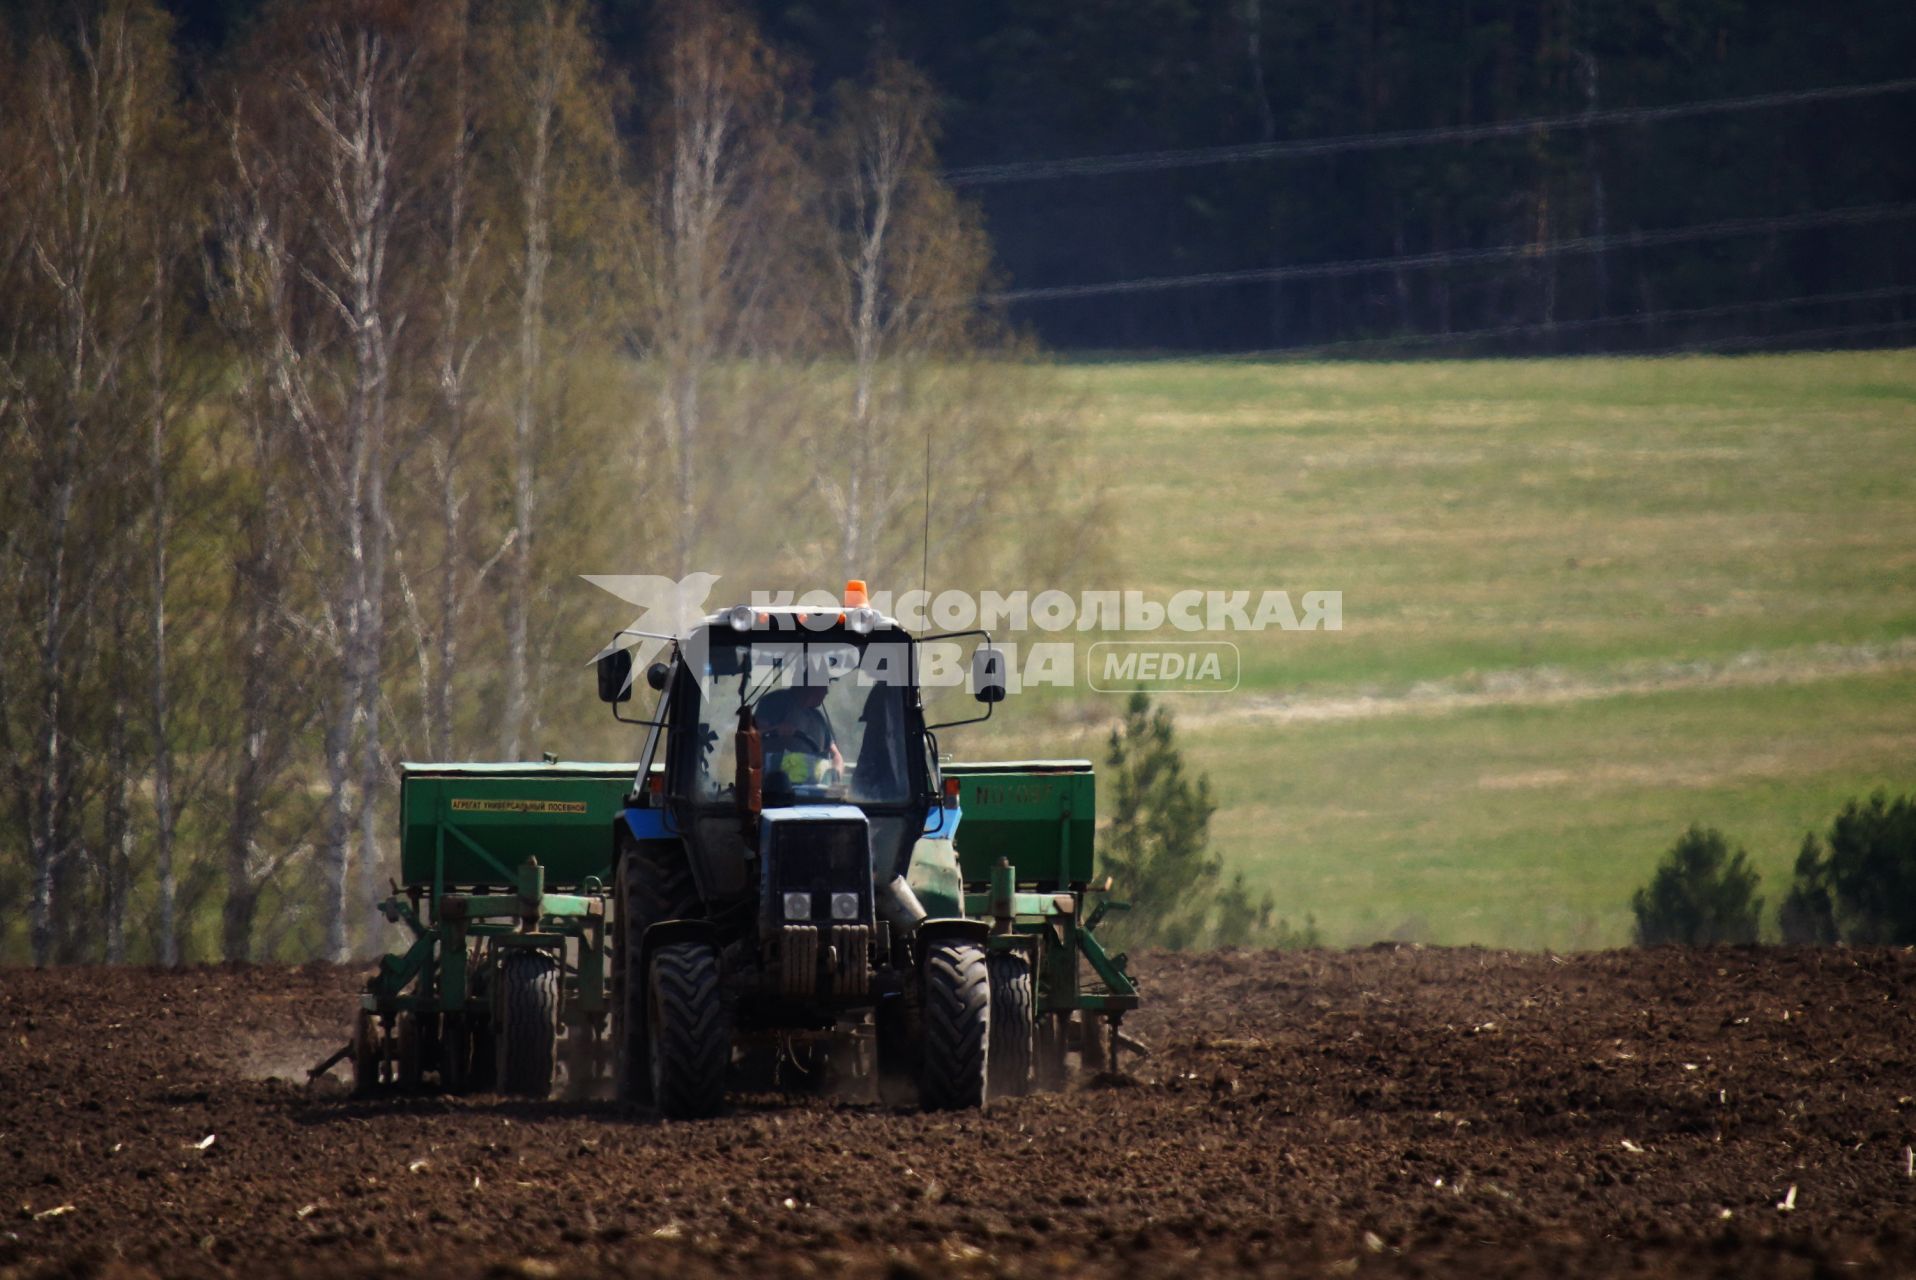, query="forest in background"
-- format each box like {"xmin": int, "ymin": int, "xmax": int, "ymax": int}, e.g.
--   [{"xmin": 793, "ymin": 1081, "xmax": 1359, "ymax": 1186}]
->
[
  {"xmin": 6, "ymin": 0, "xmax": 1913, "ymax": 970},
  {"xmin": 151, "ymin": 0, "xmax": 1916, "ymax": 352},
  {"xmin": 0, "ymin": 0, "xmax": 1086, "ymax": 968}
]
